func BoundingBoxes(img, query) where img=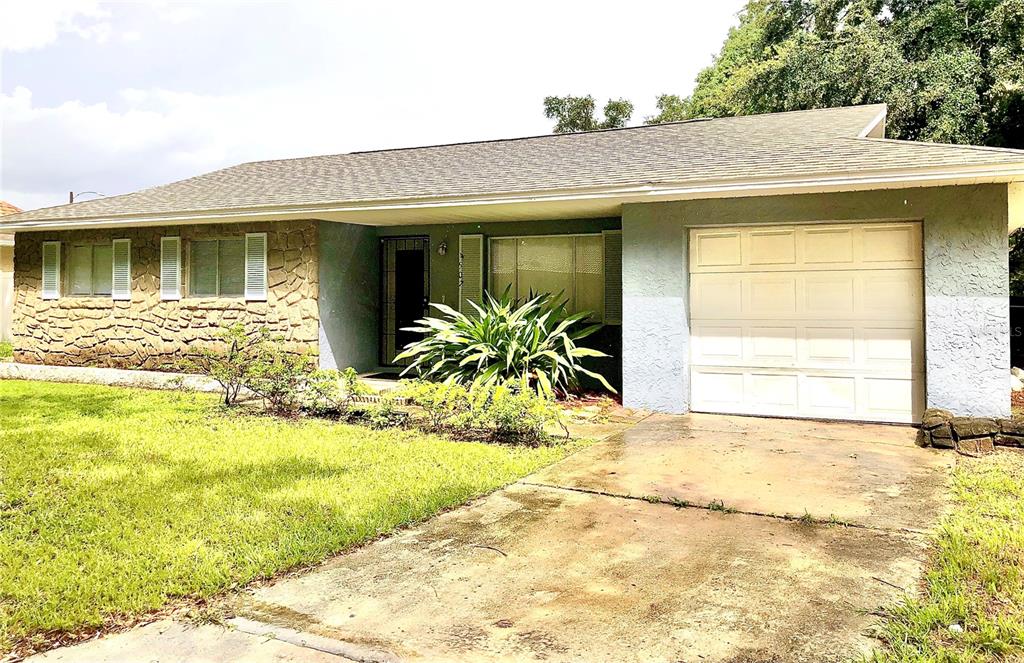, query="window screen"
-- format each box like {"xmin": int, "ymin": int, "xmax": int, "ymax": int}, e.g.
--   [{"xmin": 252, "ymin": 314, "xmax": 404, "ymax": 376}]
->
[
  {"xmin": 488, "ymin": 234, "xmax": 605, "ymax": 320},
  {"xmin": 68, "ymin": 243, "xmax": 113, "ymax": 296},
  {"xmin": 190, "ymin": 238, "xmax": 245, "ymax": 297}
]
